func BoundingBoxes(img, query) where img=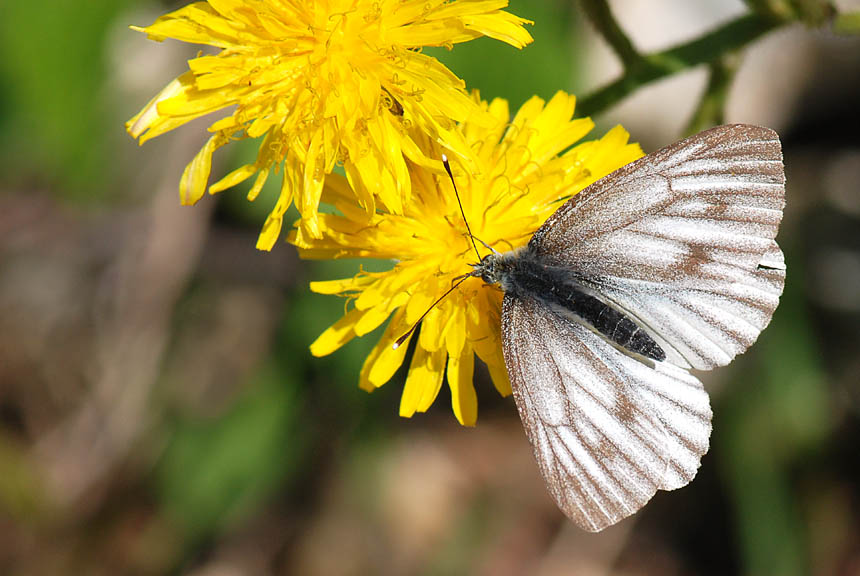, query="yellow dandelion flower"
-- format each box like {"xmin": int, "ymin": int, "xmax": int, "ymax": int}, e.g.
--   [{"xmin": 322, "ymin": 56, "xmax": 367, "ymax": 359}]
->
[
  {"xmin": 294, "ymin": 91, "xmax": 644, "ymax": 425},
  {"xmin": 126, "ymin": 0, "xmax": 533, "ymax": 249}
]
